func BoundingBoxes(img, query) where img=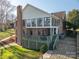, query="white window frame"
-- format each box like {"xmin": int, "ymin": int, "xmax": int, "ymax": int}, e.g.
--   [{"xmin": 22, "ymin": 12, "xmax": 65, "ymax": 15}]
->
[
  {"xmin": 44, "ymin": 17, "xmax": 50, "ymax": 26},
  {"xmin": 31, "ymin": 18, "xmax": 36, "ymax": 27},
  {"xmin": 37, "ymin": 18, "xmax": 43, "ymax": 26},
  {"xmin": 26, "ymin": 19, "xmax": 32, "ymax": 27}
]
